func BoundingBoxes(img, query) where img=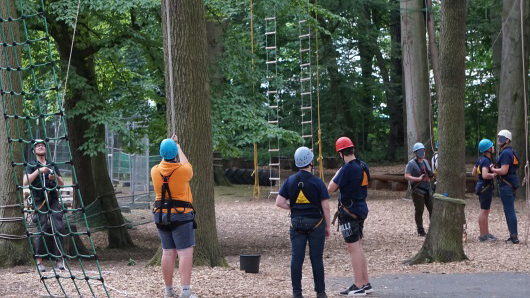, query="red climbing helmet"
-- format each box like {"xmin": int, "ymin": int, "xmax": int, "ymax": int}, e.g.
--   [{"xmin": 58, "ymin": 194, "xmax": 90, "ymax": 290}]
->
[{"xmin": 336, "ymin": 137, "xmax": 354, "ymax": 152}]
